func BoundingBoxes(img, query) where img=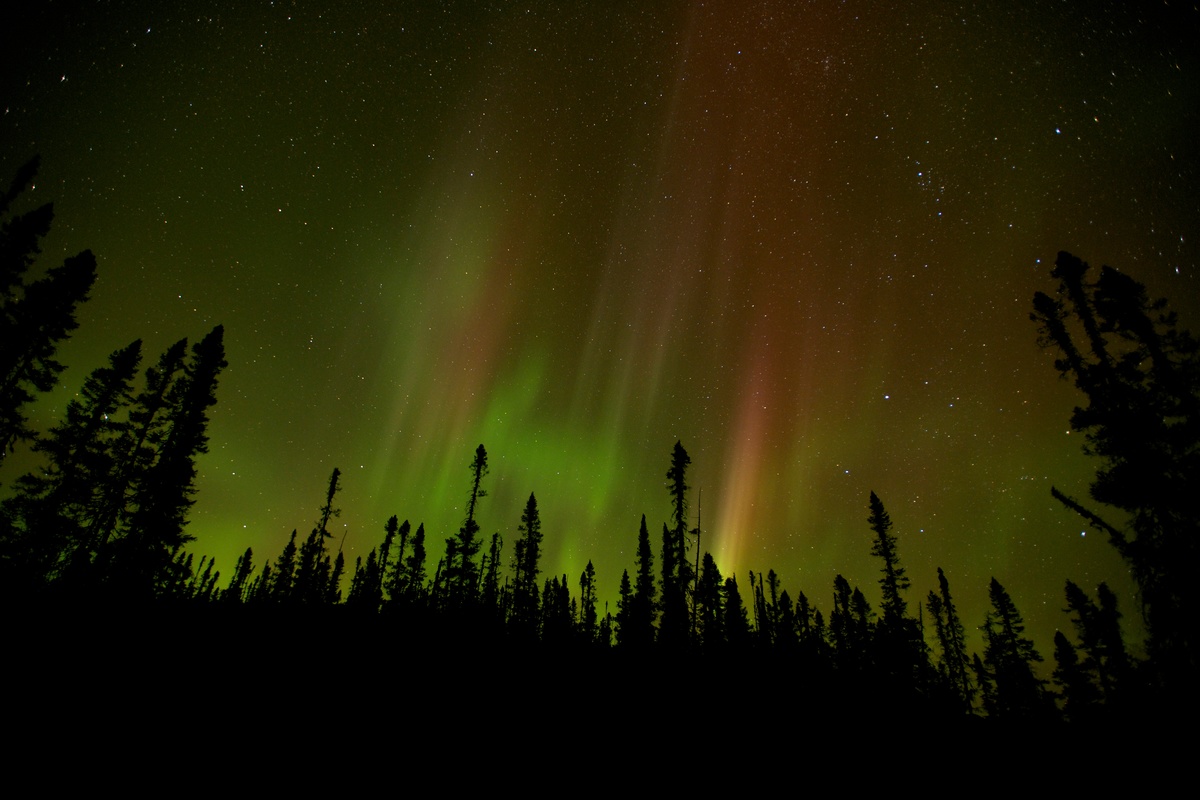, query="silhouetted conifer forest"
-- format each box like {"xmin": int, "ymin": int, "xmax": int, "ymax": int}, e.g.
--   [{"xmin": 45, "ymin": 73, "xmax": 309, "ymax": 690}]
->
[{"xmin": 3, "ymin": 159, "xmax": 1196, "ymax": 729}]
